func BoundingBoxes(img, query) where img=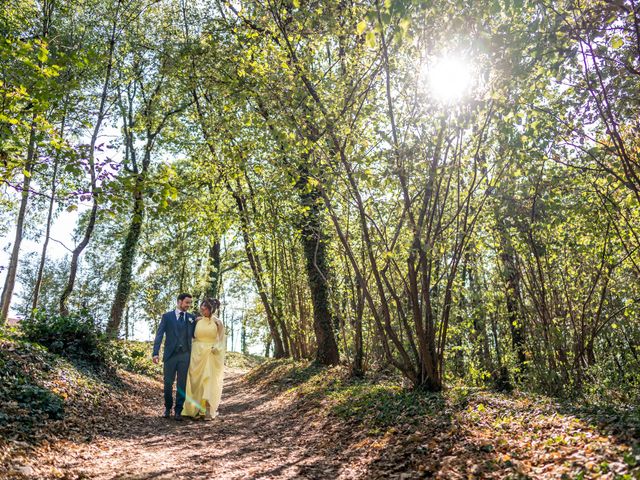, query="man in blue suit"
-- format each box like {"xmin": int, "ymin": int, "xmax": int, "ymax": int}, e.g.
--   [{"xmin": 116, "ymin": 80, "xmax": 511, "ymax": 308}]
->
[{"xmin": 152, "ymin": 293, "xmax": 197, "ymax": 421}]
